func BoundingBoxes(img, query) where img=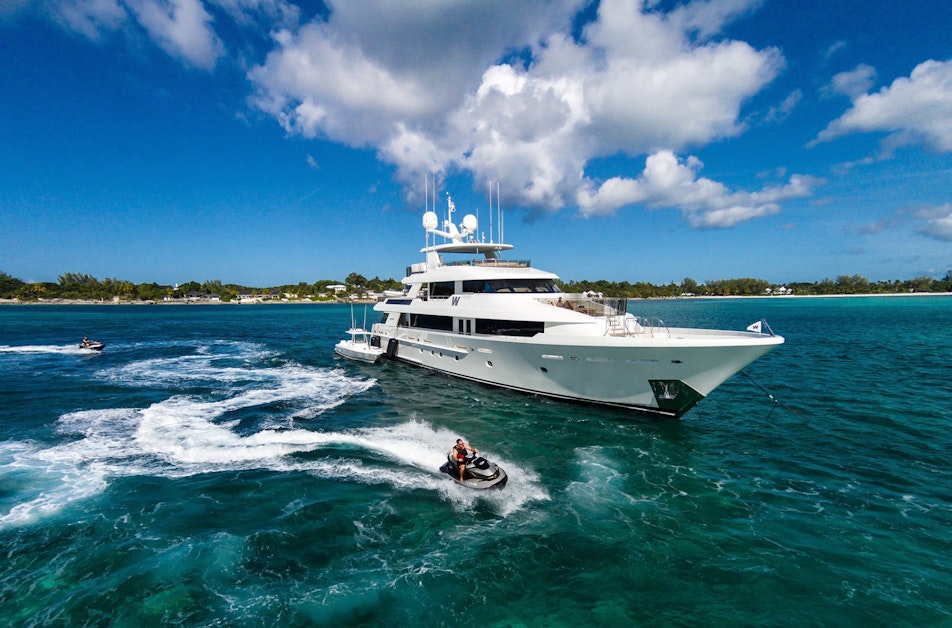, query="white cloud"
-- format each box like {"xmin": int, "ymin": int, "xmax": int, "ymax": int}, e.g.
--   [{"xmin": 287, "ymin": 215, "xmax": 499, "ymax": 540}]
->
[
  {"xmin": 249, "ymin": 1, "xmax": 583, "ymax": 145},
  {"xmin": 18, "ymin": 0, "xmax": 292, "ymax": 69},
  {"xmin": 816, "ymin": 59, "xmax": 952, "ymax": 153},
  {"xmin": 246, "ymin": 0, "xmax": 788, "ymax": 222},
  {"xmin": 823, "ymin": 40, "xmax": 847, "ymax": 61},
  {"xmin": 576, "ymin": 151, "xmax": 815, "ymax": 228},
  {"xmin": 667, "ymin": 0, "xmax": 764, "ymax": 41},
  {"xmin": 125, "ymin": 0, "xmax": 224, "ymax": 70},
  {"xmin": 20, "ymin": 0, "xmax": 805, "ymax": 228},
  {"xmin": 46, "ymin": 0, "xmax": 128, "ymax": 40},
  {"xmin": 823, "ymin": 63, "xmax": 876, "ymax": 99},
  {"xmin": 916, "ymin": 203, "xmax": 952, "ymax": 242},
  {"xmin": 209, "ymin": 0, "xmax": 298, "ymax": 27},
  {"xmin": 249, "ymin": 22, "xmax": 443, "ymax": 145},
  {"xmin": 763, "ymin": 89, "xmax": 802, "ymax": 123}
]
